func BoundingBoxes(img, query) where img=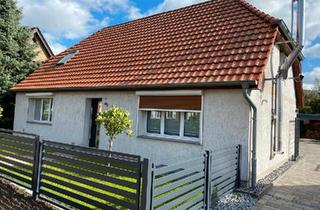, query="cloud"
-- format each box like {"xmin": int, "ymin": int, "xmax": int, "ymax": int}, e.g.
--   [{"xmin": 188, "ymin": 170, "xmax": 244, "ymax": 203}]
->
[
  {"xmin": 17, "ymin": 0, "xmax": 133, "ymax": 54},
  {"xmin": 128, "ymin": 0, "xmax": 207, "ymax": 20},
  {"xmin": 304, "ymin": 43, "xmax": 320, "ymax": 58},
  {"xmin": 303, "ymin": 67, "xmax": 320, "ymax": 89},
  {"xmin": 42, "ymin": 33, "xmax": 67, "ymax": 55},
  {"xmin": 18, "ymin": 0, "xmax": 94, "ymax": 39},
  {"xmin": 248, "ymin": 0, "xmax": 320, "ymax": 46}
]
